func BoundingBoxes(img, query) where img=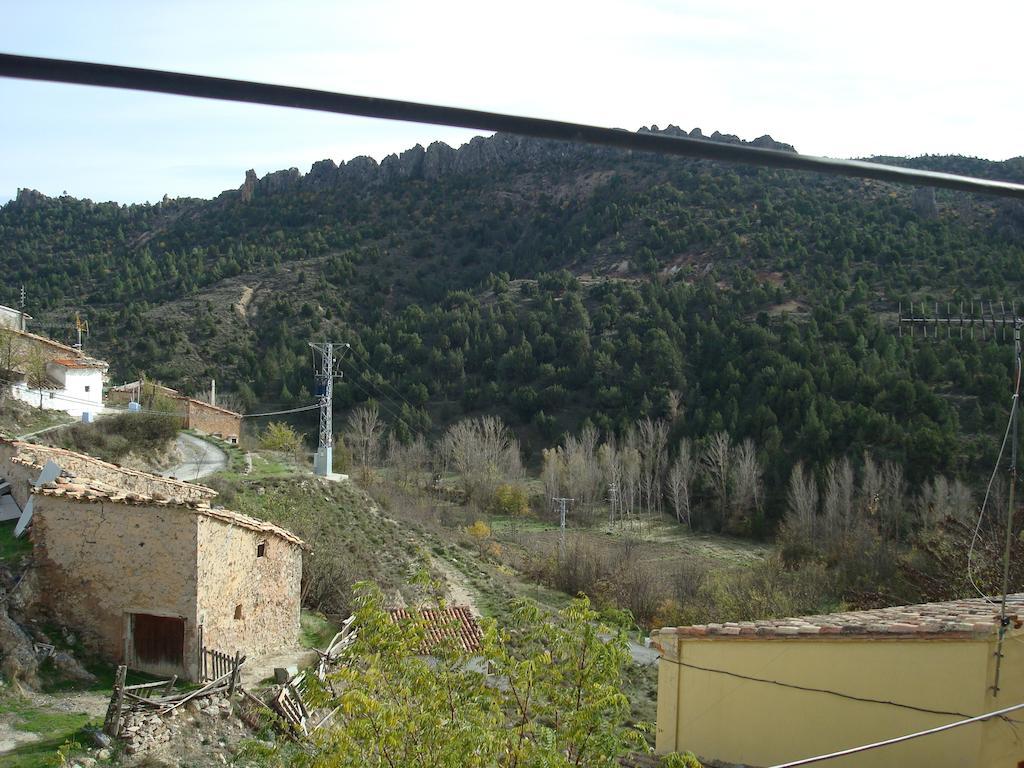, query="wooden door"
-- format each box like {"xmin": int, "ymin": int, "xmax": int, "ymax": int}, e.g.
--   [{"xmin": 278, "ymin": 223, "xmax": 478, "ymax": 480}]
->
[{"xmin": 131, "ymin": 613, "xmax": 185, "ymax": 672}]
